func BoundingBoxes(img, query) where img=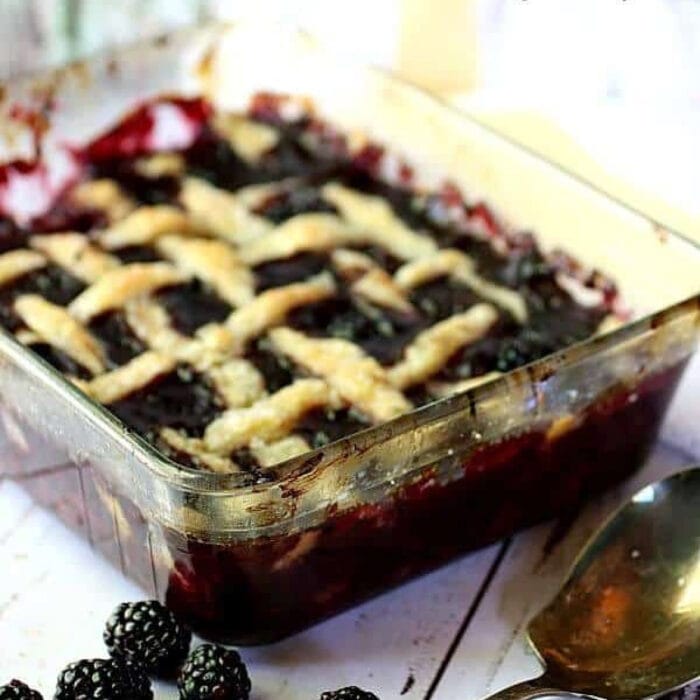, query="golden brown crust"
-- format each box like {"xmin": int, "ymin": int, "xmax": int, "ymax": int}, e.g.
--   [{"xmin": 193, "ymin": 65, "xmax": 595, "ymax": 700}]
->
[
  {"xmin": 0, "ymin": 250, "xmax": 47, "ymax": 287},
  {"xmin": 99, "ymin": 205, "xmax": 203, "ymax": 250},
  {"xmin": 332, "ymin": 249, "xmax": 414, "ymax": 314},
  {"xmin": 204, "ymin": 378, "xmax": 331, "ymax": 453},
  {"xmin": 85, "ymin": 350, "xmax": 176, "ymax": 404},
  {"xmin": 269, "ymin": 327, "xmax": 413, "ymax": 422},
  {"xmin": 14, "ymin": 295, "xmax": 106, "ymax": 375},
  {"xmin": 30, "ymin": 234, "xmax": 118, "ymax": 282},
  {"xmin": 156, "ymin": 235, "xmax": 255, "ymax": 307},
  {"xmin": 69, "ymin": 262, "xmax": 187, "ymax": 322},
  {"xmin": 322, "ymin": 183, "xmax": 437, "ymax": 260},
  {"xmin": 388, "ymin": 304, "xmax": 499, "ymax": 389},
  {"xmin": 69, "ymin": 179, "xmax": 135, "ymax": 223},
  {"xmin": 225, "ymin": 273, "xmax": 336, "ymax": 352},
  {"xmin": 180, "ymin": 177, "xmax": 272, "ymax": 243},
  {"xmin": 212, "ymin": 113, "xmax": 279, "ymax": 163}
]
